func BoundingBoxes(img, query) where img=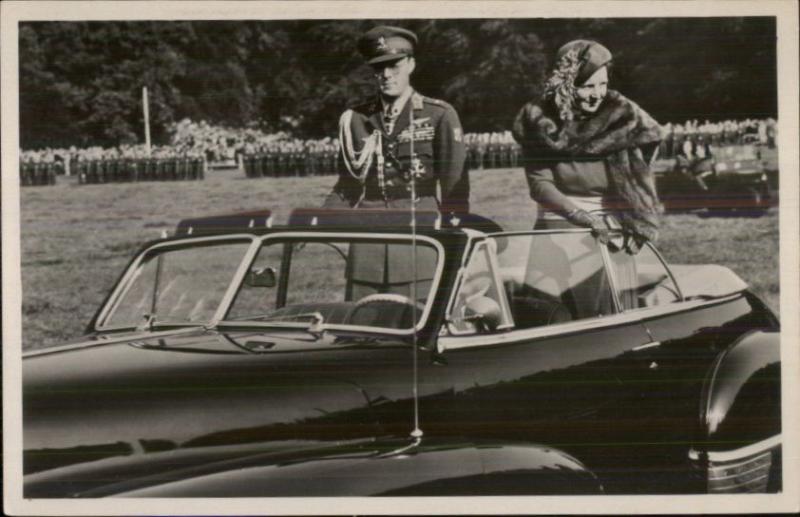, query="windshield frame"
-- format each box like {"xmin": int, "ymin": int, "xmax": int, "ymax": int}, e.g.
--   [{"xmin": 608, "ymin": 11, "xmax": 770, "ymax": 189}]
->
[
  {"xmin": 218, "ymin": 231, "xmax": 446, "ymax": 336},
  {"xmin": 94, "ymin": 231, "xmax": 447, "ymax": 336},
  {"xmin": 94, "ymin": 234, "xmax": 260, "ymax": 332}
]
